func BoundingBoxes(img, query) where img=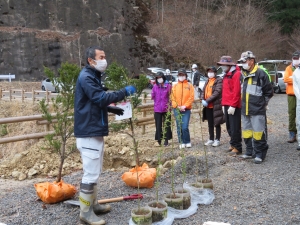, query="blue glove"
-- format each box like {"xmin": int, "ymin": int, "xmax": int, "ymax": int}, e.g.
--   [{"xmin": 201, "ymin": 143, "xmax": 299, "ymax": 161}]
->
[
  {"xmin": 124, "ymin": 85, "xmax": 137, "ymax": 96},
  {"xmin": 202, "ymin": 100, "xmax": 208, "ymax": 107}
]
